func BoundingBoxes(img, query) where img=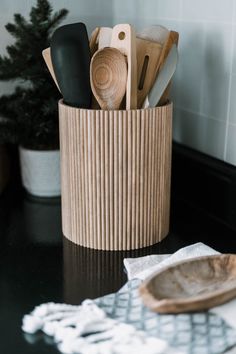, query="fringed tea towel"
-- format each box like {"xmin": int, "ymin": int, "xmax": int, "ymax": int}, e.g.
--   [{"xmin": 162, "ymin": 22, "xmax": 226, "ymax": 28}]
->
[{"xmin": 22, "ymin": 243, "xmax": 236, "ymax": 354}]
